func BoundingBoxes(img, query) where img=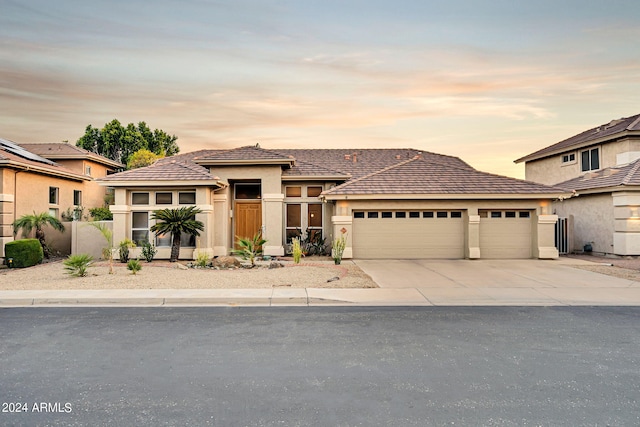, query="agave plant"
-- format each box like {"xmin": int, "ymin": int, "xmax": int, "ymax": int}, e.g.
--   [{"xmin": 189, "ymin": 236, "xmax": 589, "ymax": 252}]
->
[{"xmin": 232, "ymin": 232, "xmax": 267, "ymax": 266}]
